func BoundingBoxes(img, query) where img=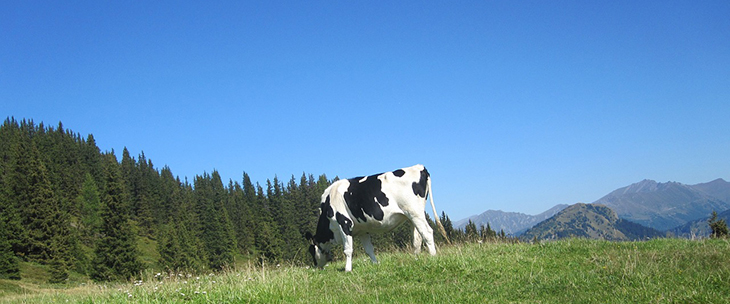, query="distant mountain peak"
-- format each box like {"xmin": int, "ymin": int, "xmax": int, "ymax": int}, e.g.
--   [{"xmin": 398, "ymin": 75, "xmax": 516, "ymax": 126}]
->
[
  {"xmin": 692, "ymin": 178, "xmax": 730, "ymax": 204},
  {"xmin": 455, "ymin": 204, "xmax": 569, "ymax": 235},
  {"xmin": 621, "ymin": 179, "xmax": 659, "ymax": 194},
  {"xmin": 619, "ymin": 179, "xmax": 690, "ymax": 194},
  {"xmin": 595, "ymin": 178, "xmax": 730, "ymax": 231}
]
